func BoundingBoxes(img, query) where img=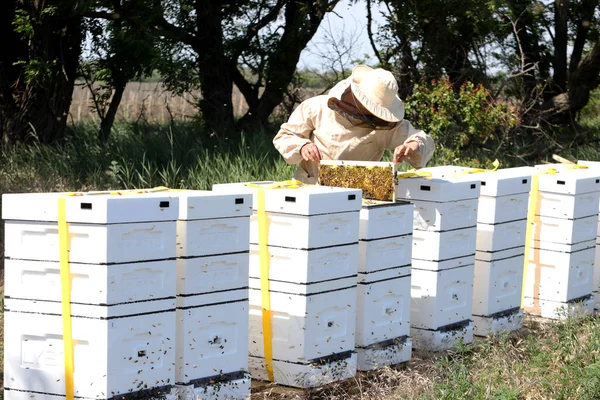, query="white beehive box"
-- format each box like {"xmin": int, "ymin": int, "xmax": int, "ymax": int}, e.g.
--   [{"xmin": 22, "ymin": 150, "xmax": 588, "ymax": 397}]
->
[
  {"xmin": 358, "ymin": 234, "xmax": 412, "ymax": 273},
  {"xmin": 525, "ymin": 246, "xmax": 595, "ymax": 303},
  {"xmin": 531, "ymin": 215, "xmax": 598, "ymax": 245},
  {"xmin": 396, "ymin": 174, "xmax": 481, "ymax": 202},
  {"xmin": 248, "ymin": 279, "xmax": 356, "ymax": 363},
  {"xmin": 175, "ymin": 373, "xmax": 250, "ymax": 400},
  {"xmin": 249, "ymin": 211, "xmax": 359, "ymax": 249},
  {"xmin": 177, "ymin": 252, "xmax": 248, "ymax": 296},
  {"xmin": 5, "ymin": 258, "xmax": 175, "ymax": 305},
  {"xmin": 355, "ymin": 267, "xmax": 411, "ymax": 347},
  {"xmin": 4, "ymin": 390, "xmax": 178, "ymax": 400},
  {"xmin": 412, "ymin": 254, "xmax": 474, "ymax": 272},
  {"xmin": 594, "ymin": 244, "xmax": 600, "ymax": 295},
  {"xmin": 477, "ymin": 193, "xmax": 530, "ymax": 225},
  {"xmin": 4, "ymin": 220, "xmax": 176, "ymax": 264},
  {"xmin": 411, "ymin": 198, "xmax": 478, "ymax": 232},
  {"xmin": 411, "ymin": 320, "xmax": 473, "ymax": 351},
  {"xmin": 446, "ymin": 166, "xmax": 533, "ymax": 197},
  {"xmin": 476, "ymin": 219, "xmax": 527, "ymax": 253},
  {"xmin": 356, "ymin": 337, "xmax": 412, "ymax": 371},
  {"xmin": 176, "ymin": 217, "xmax": 250, "ymax": 258},
  {"xmin": 410, "ymin": 265, "xmax": 475, "ymax": 330},
  {"xmin": 523, "ymin": 296, "xmax": 594, "ymax": 319},
  {"xmin": 412, "ymin": 227, "xmax": 477, "ymax": 261},
  {"xmin": 248, "ymin": 353, "xmax": 357, "ymax": 389},
  {"xmin": 472, "ymin": 255, "xmax": 524, "ymax": 316},
  {"xmin": 4, "ymin": 298, "xmax": 176, "ymax": 399},
  {"xmin": 535, "ymin": 165, "xmax": 600, "ymax": 195},
  {"xmin": 212, "ymin": 182, "xmax": 362, "ymax": 215},
  {"xmin": 249, "ymin": 243, "xmax": 358, "ymax": 283},
  {"xmin": 537, "ymin": 191, "xmax": 600, "ymax": 219},
  {"xmin": 359, "ymin": 200, "xmax": 413, "ymax": 240},
  {"xmin": 175, "ymin": 299, "xmax": 248, "ymax": 385},
  {"xmin": 476, "ymin": 246, "xmax": 524, "ymax": 262},
  {"xmin": 473, "ymin": 308, "xmax": 523, "ymax": 337},
  {"xmin": 171, "ymin": 191, "xmax": 253, "ymax": 220}
]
